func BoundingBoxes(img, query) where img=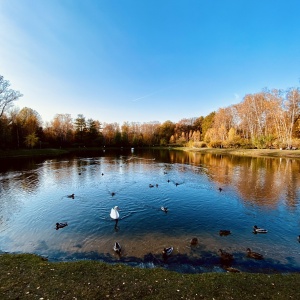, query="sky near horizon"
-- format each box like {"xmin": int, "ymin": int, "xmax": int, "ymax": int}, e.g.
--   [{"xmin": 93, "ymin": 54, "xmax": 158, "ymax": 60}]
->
[{"xmin": 1, "ymin": 0, "xmax": 300, "ymax": 125}]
